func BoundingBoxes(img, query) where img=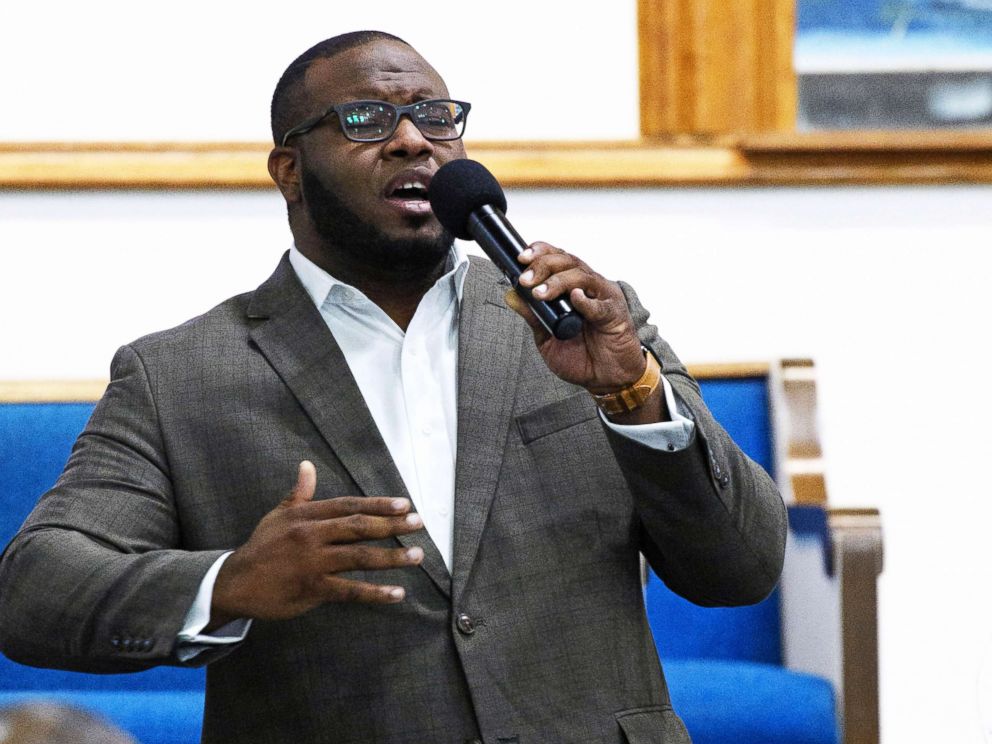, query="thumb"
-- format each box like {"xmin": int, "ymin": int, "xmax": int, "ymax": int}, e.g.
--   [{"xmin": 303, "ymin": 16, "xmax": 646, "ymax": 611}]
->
[
  {"xmin": 284, "ymin": 460, "xmax": 317, "ymax": 506},
  {"xmin": 504, "ymin": 288, "xmax": 551, "ymax": 345}
]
